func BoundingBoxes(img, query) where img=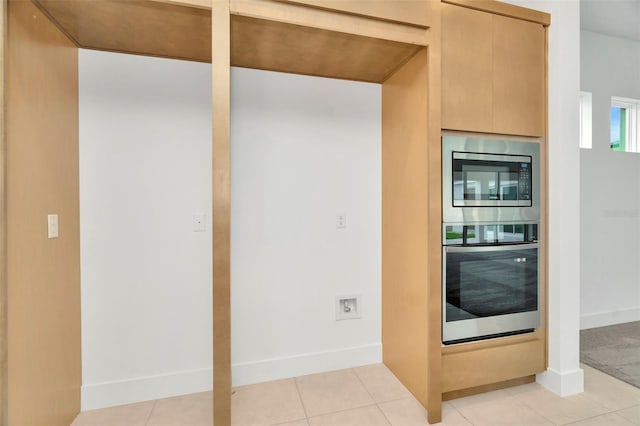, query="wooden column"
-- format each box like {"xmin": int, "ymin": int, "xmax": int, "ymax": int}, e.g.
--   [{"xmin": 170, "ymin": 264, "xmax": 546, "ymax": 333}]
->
[
  {"xmin": 6, "ymin": 1, "xmax": 80, "ymax": 424},
  {"xmin": 212, "ymin": 1, "xmax": 231, "ymax": 425},
  {"xmin": 426, "ymin": 2, "xmax": 442, "ymax": 422},
  {"xmin": 0, "ymin": 0, "xmax": 6, "ymax": 424},
  {"xmin": 381, "ymin": 46, "xmax": 442, "ymax": 424},
  {"xmin": 381, "ymin": 3, "xmax": 441, "ymax": 423}
]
